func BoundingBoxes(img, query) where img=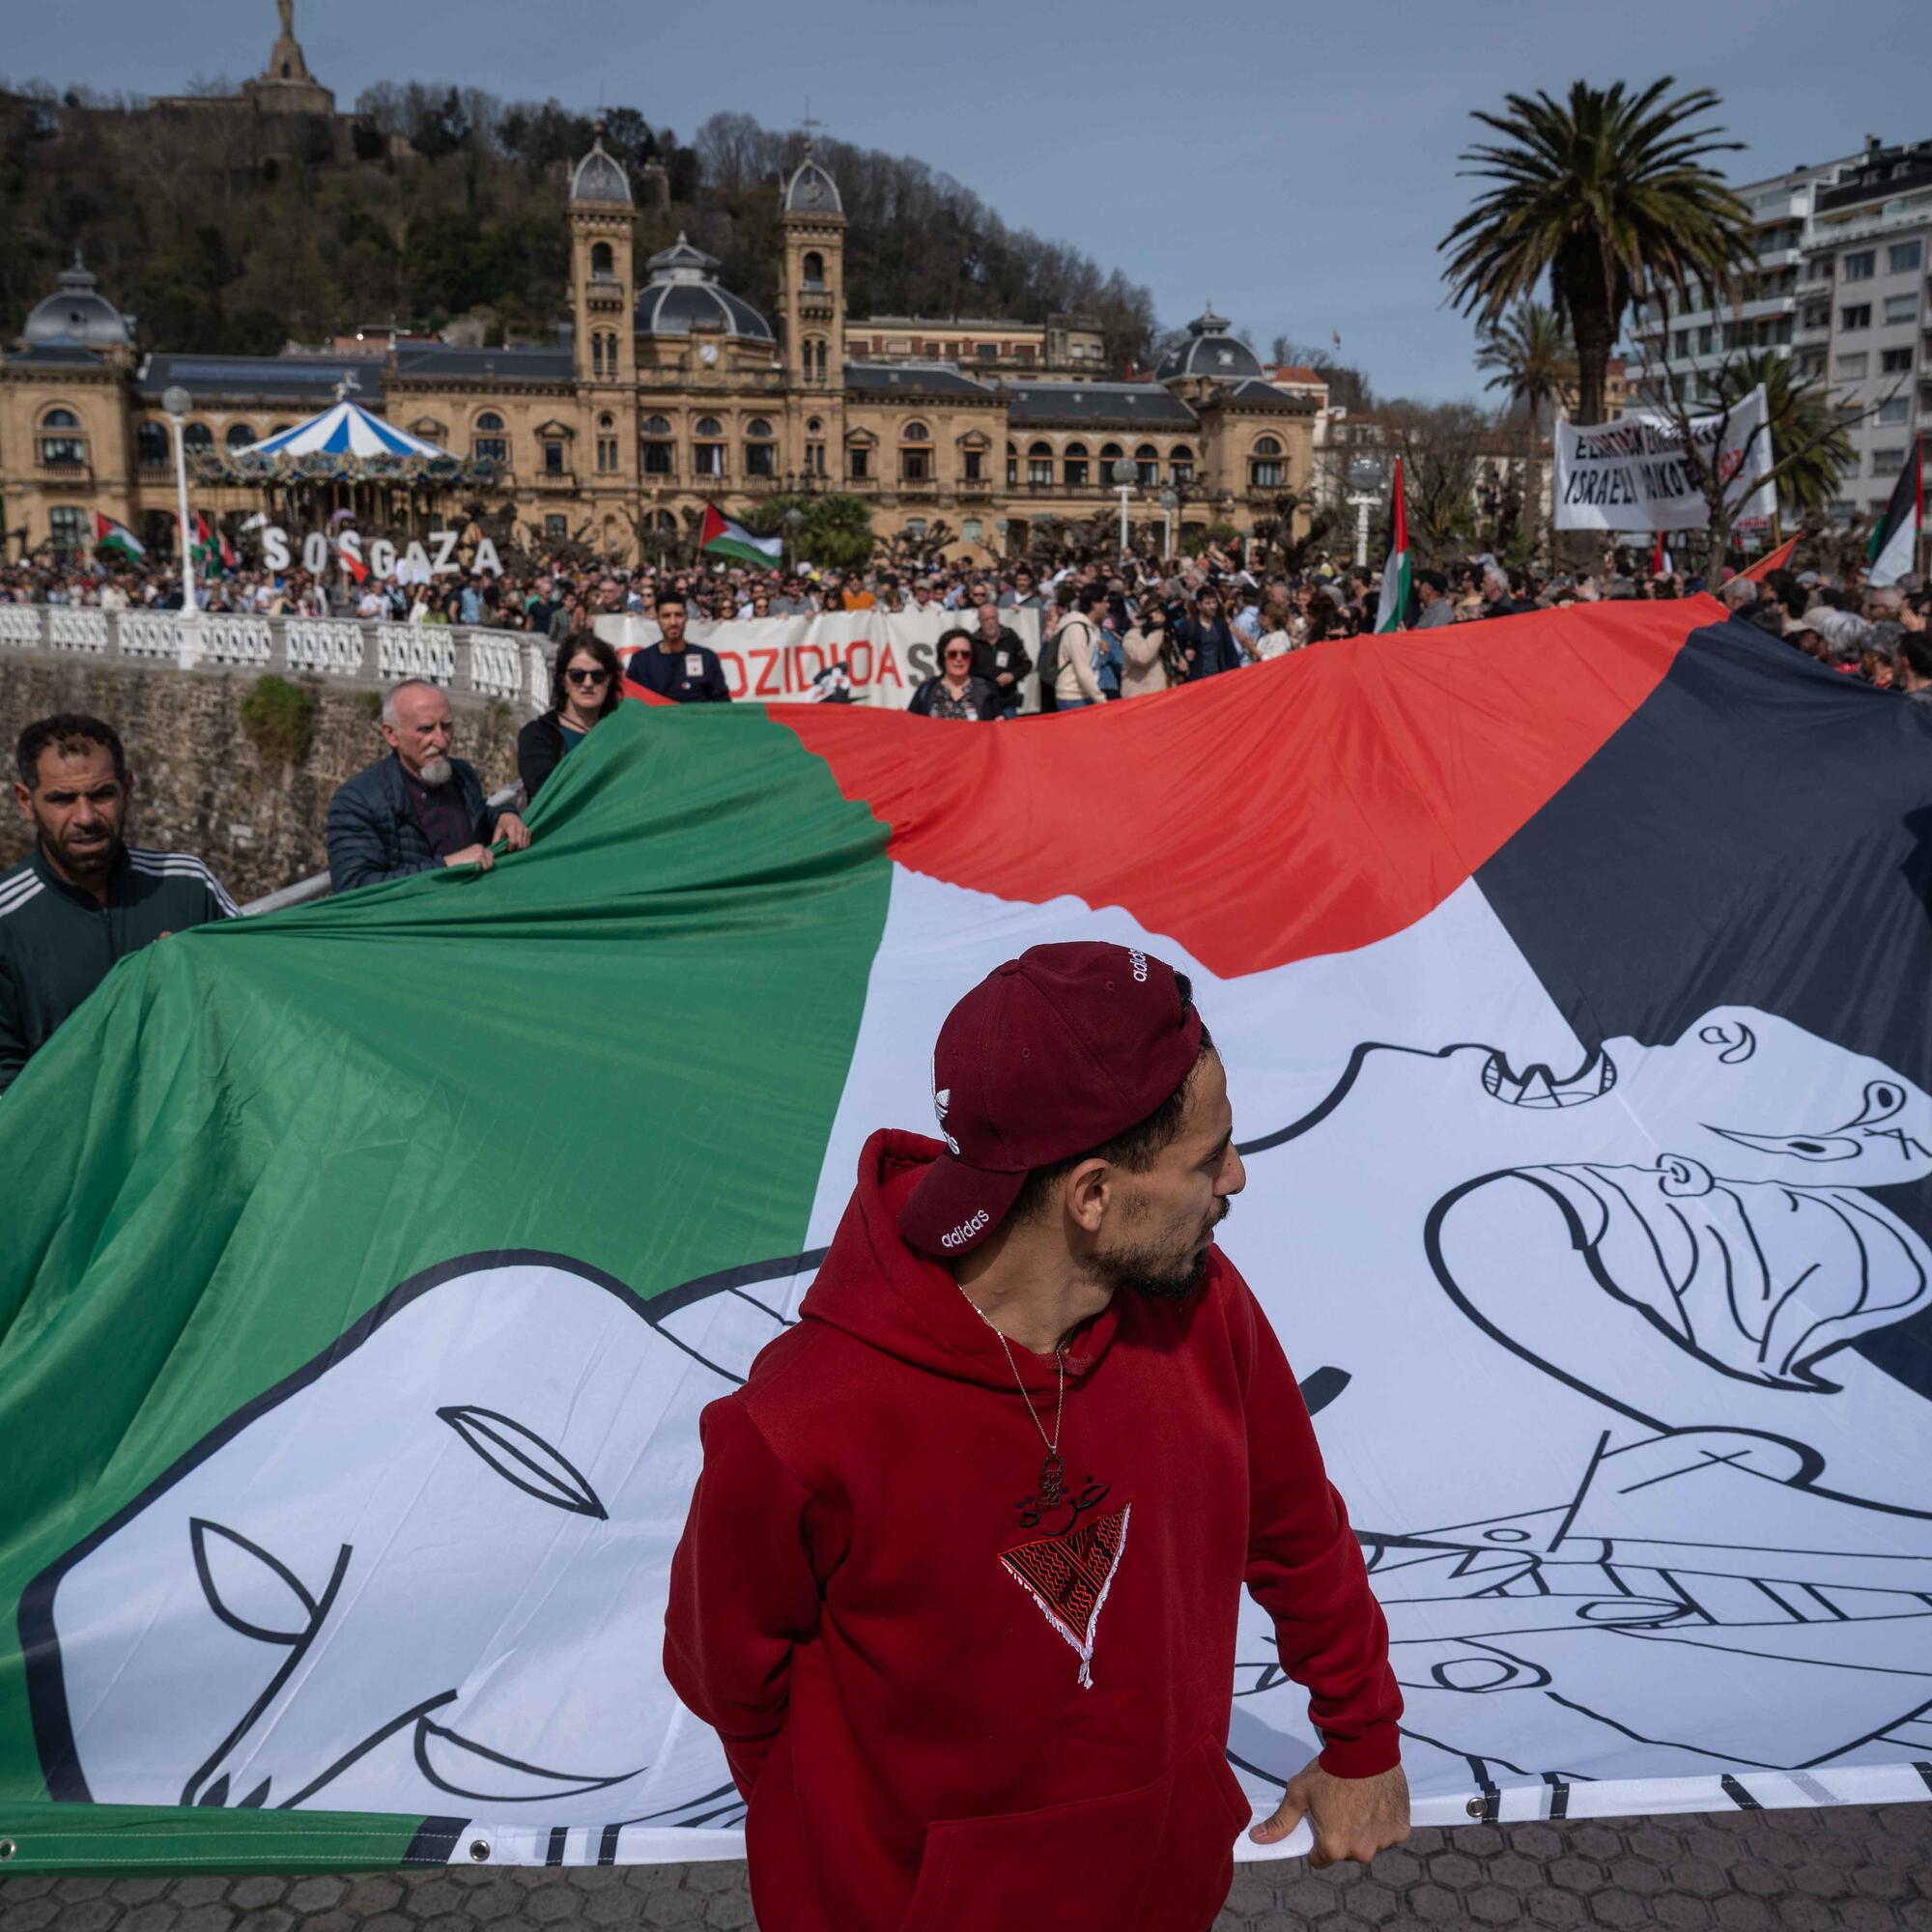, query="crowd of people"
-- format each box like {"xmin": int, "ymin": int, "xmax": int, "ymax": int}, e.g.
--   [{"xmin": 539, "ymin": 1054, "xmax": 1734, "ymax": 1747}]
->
[
  {"xmin": 7, "ymin": 535, "xmax": 1925, "ymax": 696},
  {"xmin": 4, "ymin": 537, "xmax": 1926, "ymax": 1094}
]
